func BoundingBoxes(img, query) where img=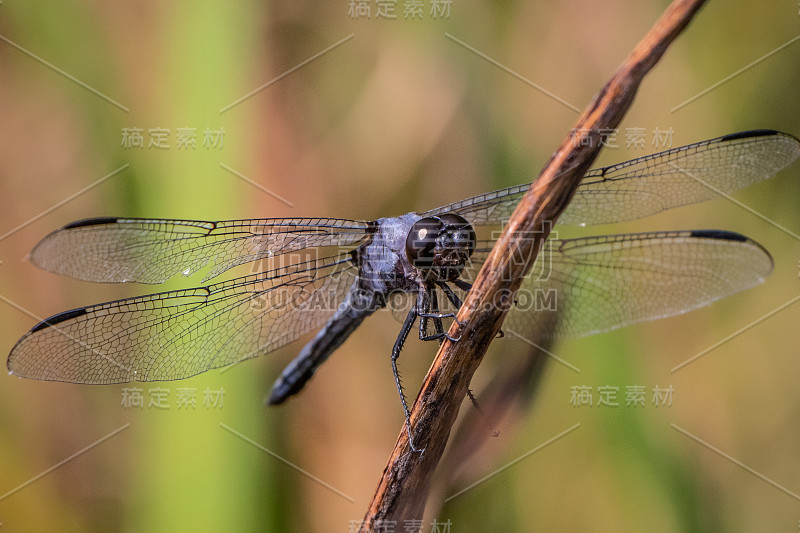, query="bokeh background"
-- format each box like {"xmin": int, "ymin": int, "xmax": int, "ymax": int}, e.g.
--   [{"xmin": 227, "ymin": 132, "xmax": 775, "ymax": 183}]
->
[{"xmin": 1, "ymin": 1, "xmax": 799, "ymax": 531}]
